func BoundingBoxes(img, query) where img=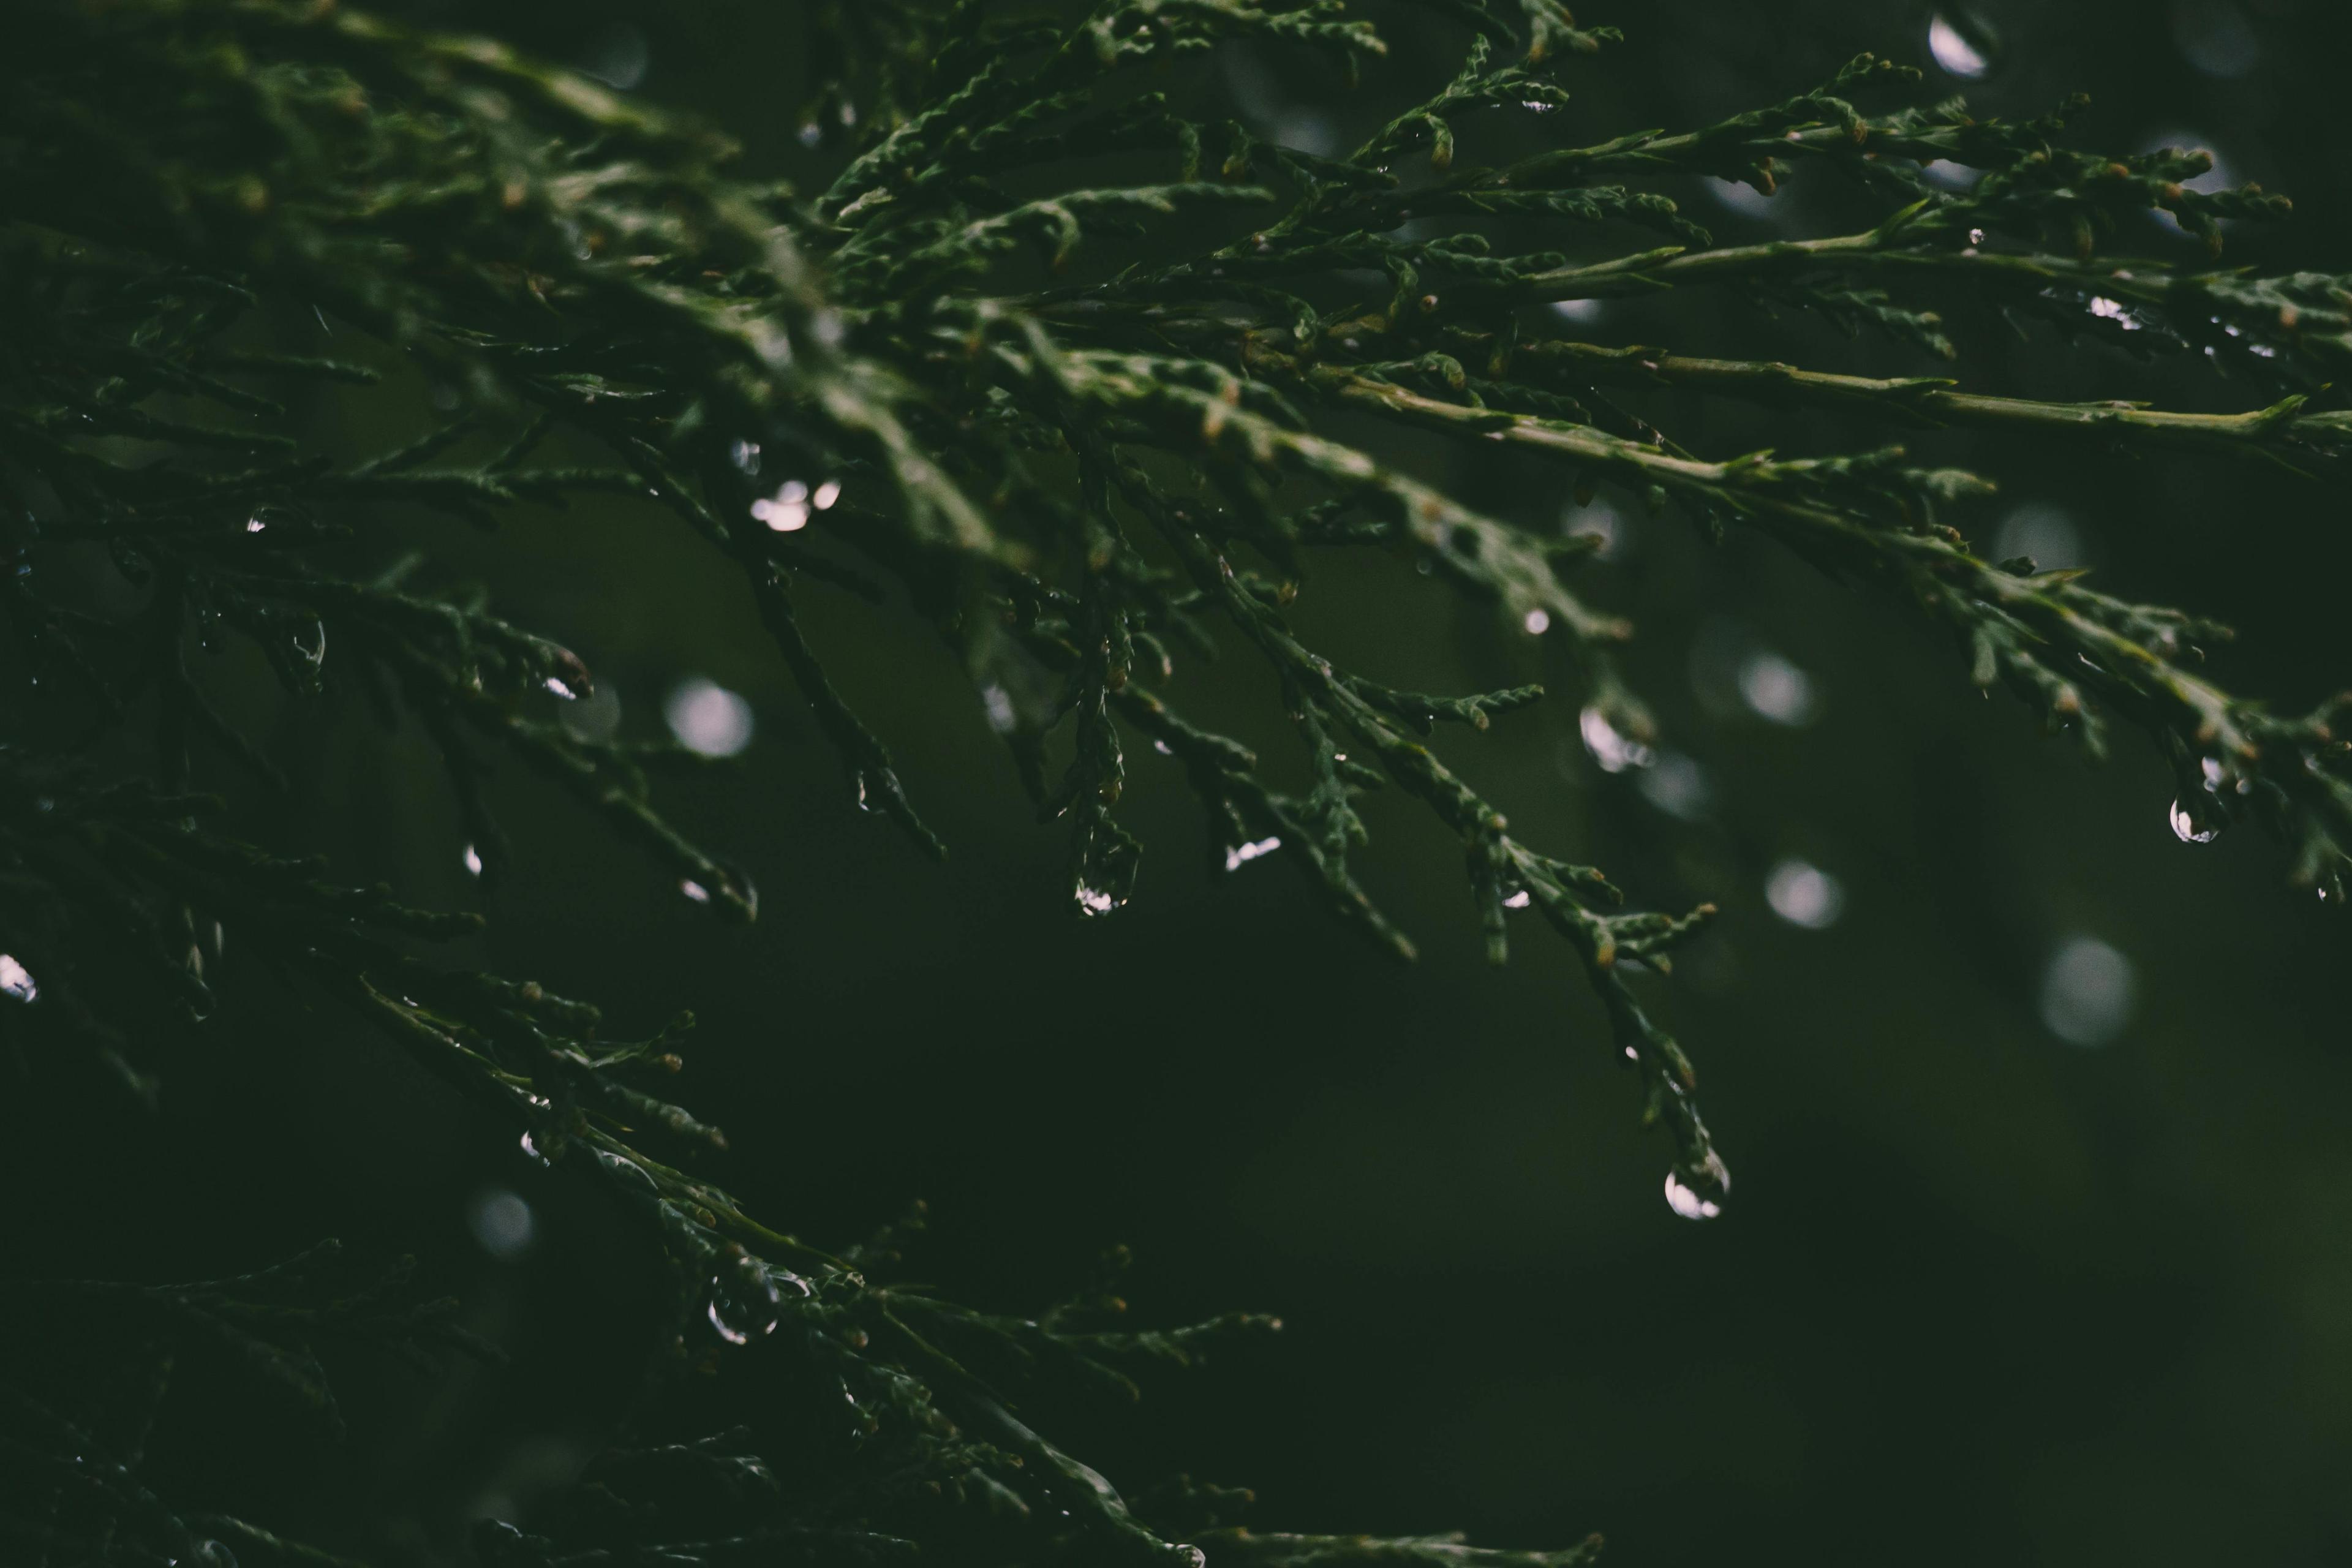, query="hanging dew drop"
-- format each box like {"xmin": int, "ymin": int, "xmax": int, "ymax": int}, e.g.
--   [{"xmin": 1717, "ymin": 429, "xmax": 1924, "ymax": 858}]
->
[
  {"xmin": 707, "ymin": 1299, "xmax": 750, "ymax": 1346},
  {"xmin": 1663, "ymin": 1149, "xmax": 1730, "ymax": 1221},
  {"xmin": 706, "ymin": 1253, "xmax": 786, "ymax": 1345},
  {"xmin": 1927, "ymin": 10, "xmax": 2002, "ymax": 79},
  {"xmin": 2168, "ymin": 799, "xmax": 2219, "ymax": 844},
  {"xmin": 1663, "ymin": 1172, "xmax": 1721, "ymax": 1219}
]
